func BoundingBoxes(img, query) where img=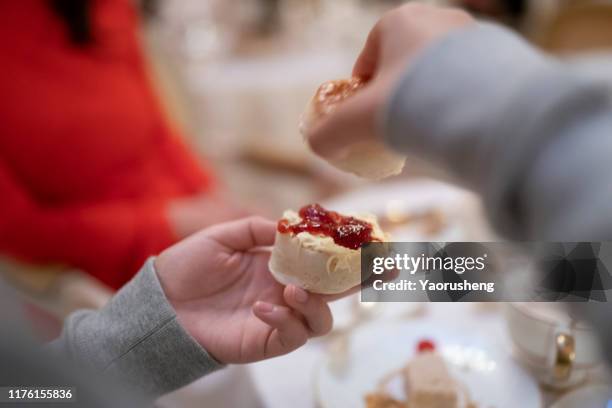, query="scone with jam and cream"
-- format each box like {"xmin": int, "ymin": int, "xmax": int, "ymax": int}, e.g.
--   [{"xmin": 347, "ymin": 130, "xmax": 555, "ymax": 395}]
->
[{"xmin": 268, "ymin": 203, "xmax": 387, "ymax": 294}]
